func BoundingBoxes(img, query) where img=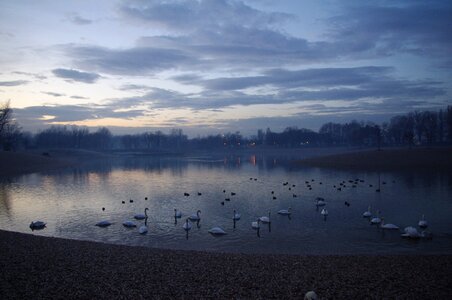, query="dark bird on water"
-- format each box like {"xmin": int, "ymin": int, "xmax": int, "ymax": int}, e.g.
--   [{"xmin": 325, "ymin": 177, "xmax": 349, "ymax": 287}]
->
[
  {"xmin": 221, "ymin": 201, "xmax": 224, "ymax": 205},
  {"xmin": 129, "ymin": 199, "xmax": 133, "ymax": 203},
  {"xmin": 122, "ymin": 201, "xmax": 125, "ymax": 204},
  {"xmin": 293, "ymin": 194, "xmax": 297, "ymax": 198},
  {"xmin": 225, "ymin": 198, "xmax": 230, "ymax": 201},
  {"xmin": 231, "ymin": 192, "xmax": 236, "ymax": 196},
  {"xmin": 273, "ymin": 196, "xmax": 277, "ymax": 200},
  {"xmin": 102, "ymin": 207, "xmax": 105, "ymax": 211},
  {"xmin": 344, "ymin": 201, "xmax": 350, "ymax": 207},
  {"xmin": 198, "ymin": 192, "xmax": 202, "ymax": 196},
  {"xmin": 184, "ymin": 193, "xmax": 190, "ymax": 197},
  {"xmin": 145, "ymin": 197, "xmax": 148, "ymax": 200}
]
